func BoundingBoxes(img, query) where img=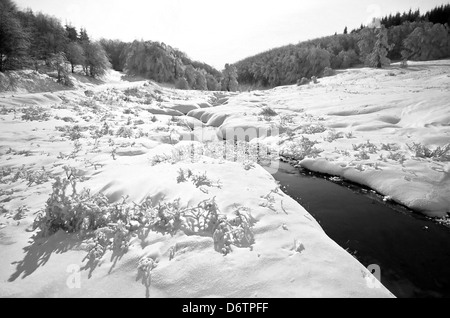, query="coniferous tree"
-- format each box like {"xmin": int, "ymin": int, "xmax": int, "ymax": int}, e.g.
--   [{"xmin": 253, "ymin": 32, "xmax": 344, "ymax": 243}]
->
[
  {"xmin": 0, "ymin": 0, "xmax": 30, "ymax": 71},
  {"xmin": 357, "ymin": 27, "xmax": 378, "ymax": 66},
  {"xmin": 79, "ymin": 28, "xmax": 90, "ymax": 43},
  {"xmin": 65, "ymin": 25, "xmax": 78, "ymax": 42},
  {"xmin": 367, "ymin": 25, "xmax": 394, "ymax": 68}
]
